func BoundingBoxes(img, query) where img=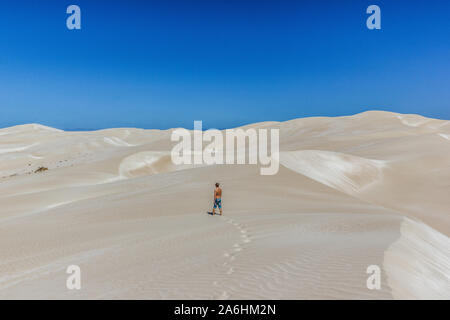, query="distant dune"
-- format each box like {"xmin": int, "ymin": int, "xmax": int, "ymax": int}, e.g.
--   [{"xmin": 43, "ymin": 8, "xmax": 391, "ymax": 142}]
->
[{"xmin": 0, "ymin": 111, "xmax": 449, "ymax": 299}]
